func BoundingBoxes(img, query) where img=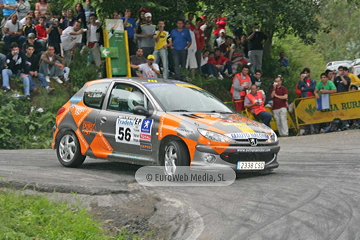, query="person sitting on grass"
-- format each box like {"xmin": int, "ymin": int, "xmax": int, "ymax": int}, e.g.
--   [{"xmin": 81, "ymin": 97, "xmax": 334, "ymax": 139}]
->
[
  {"xmin": 2, "ymin": 42, "xmax": 32, "ymax": 100},
  {"xmin": 25, "ymin": 44, "xmax": 55, "ymax": 94},
  {"xmin": 39, "ymin": 45, "xmax": 66, "ymax": 84}
]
